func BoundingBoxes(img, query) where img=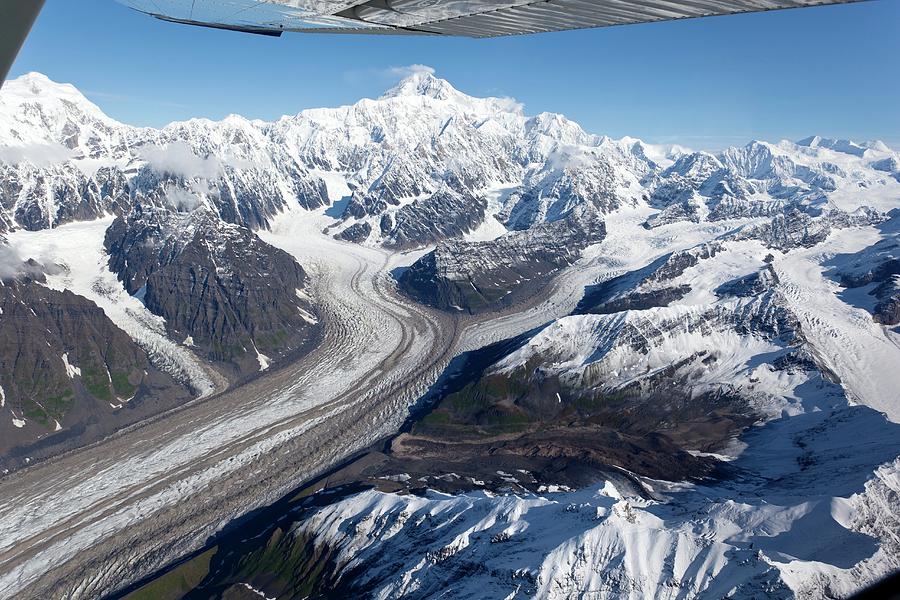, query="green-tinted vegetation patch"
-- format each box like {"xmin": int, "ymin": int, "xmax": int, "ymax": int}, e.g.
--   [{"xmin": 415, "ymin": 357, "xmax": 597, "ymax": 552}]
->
[
  {"xmin": 81, "ymin": 365, "xmax": 112, "ymax": 402},
  {"xmin": 230, "ymin": 529, "xmax": 334, "ymax": 599},
  {"xmin": 413, "ymin": 373, "xmax": 535, "ymax": 437},
  {"xmin": 210, "ymin": 339, "xmax": 249, "ymax": 362},
  {"xmin": 125, "ymin": 546, "xmax": 216, "ymax": 600},
  {"xmin": 23, "ymin": 402, "xmax": 50, "ymax": 426},
  {"xmin": 111, "ymin": 371, "xmax": 137, "ymax": 399},
  {"xmin": 419, "ymin": 410, "xmax": 451, "ymax": 427},
  {"xmin": 43, "ymin": 388, "xmax": 74, "ymax": 417},
  {"xmin": 256, "ymin": 329, "xmax": 290, "ymax": 351}
]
